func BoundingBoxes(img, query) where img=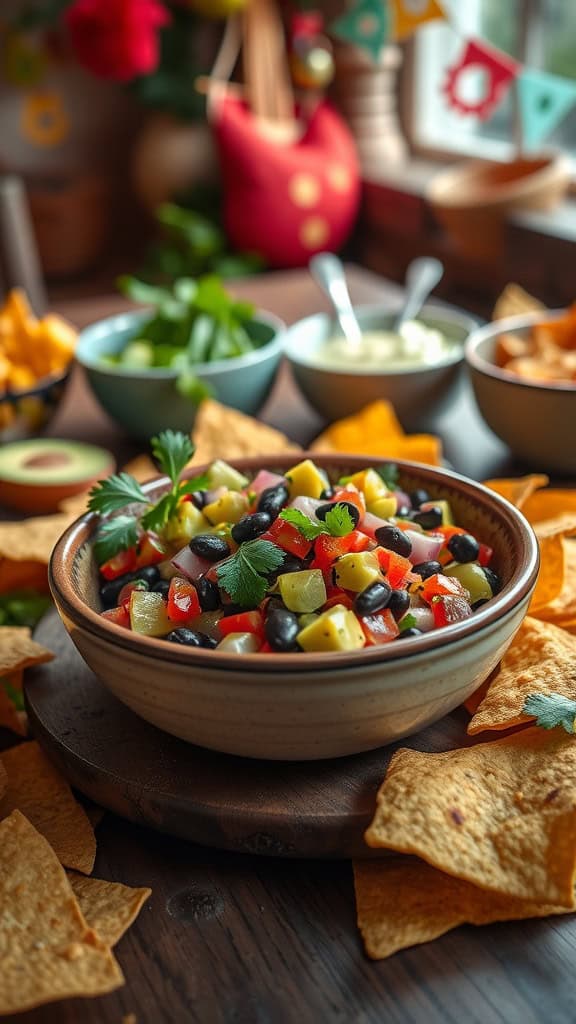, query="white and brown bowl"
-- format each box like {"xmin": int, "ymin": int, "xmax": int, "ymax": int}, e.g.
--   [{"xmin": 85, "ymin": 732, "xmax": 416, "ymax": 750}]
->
[{"xmin": 49, "ymin": 455, "xmax": 539, "ymax": 761}]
